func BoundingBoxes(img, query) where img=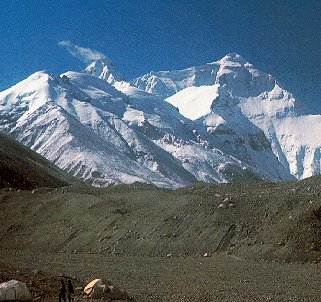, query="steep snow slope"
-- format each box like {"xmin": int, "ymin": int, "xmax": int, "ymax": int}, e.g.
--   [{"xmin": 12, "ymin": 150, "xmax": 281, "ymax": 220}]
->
[
  {"xmin": 0, "ymin": 69, "xmax": 276, "ymax": 188},
  {"xmin": 163, "ymin": 53, "xmax": 320, "ymax": 179},
  {"xmin": 166, "ymin": 85, "xmax": 220, "ymax": 120},
  {"xmin": 241, "ymin": 91, "xmax": 321, "ymax": 179}
]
